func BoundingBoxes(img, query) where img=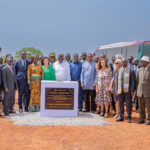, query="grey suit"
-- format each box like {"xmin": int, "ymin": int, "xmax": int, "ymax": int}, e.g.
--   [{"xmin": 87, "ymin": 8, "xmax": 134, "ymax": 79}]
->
[
  {"xmin": 136, "ymin": 65, "xmax": 150, "ymax": 122},
  {"xmin": 2, "ymin": 65, "xmax": 18, "ymax": 114},
  {"xmin": 115, "ymin": 67, "xmax": 136, "ymax": 120}
]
